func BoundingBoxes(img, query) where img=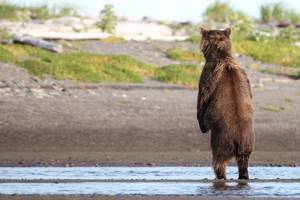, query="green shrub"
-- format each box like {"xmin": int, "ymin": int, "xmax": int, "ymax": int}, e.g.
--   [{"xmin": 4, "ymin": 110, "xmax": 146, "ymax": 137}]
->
[
  {"xmin": 97, "ymin": 4, "xmax": 118, "ymax": 33},
  {"xmin": 203, "ymin": 0, "xmax": 233, "ymax": 23}
]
